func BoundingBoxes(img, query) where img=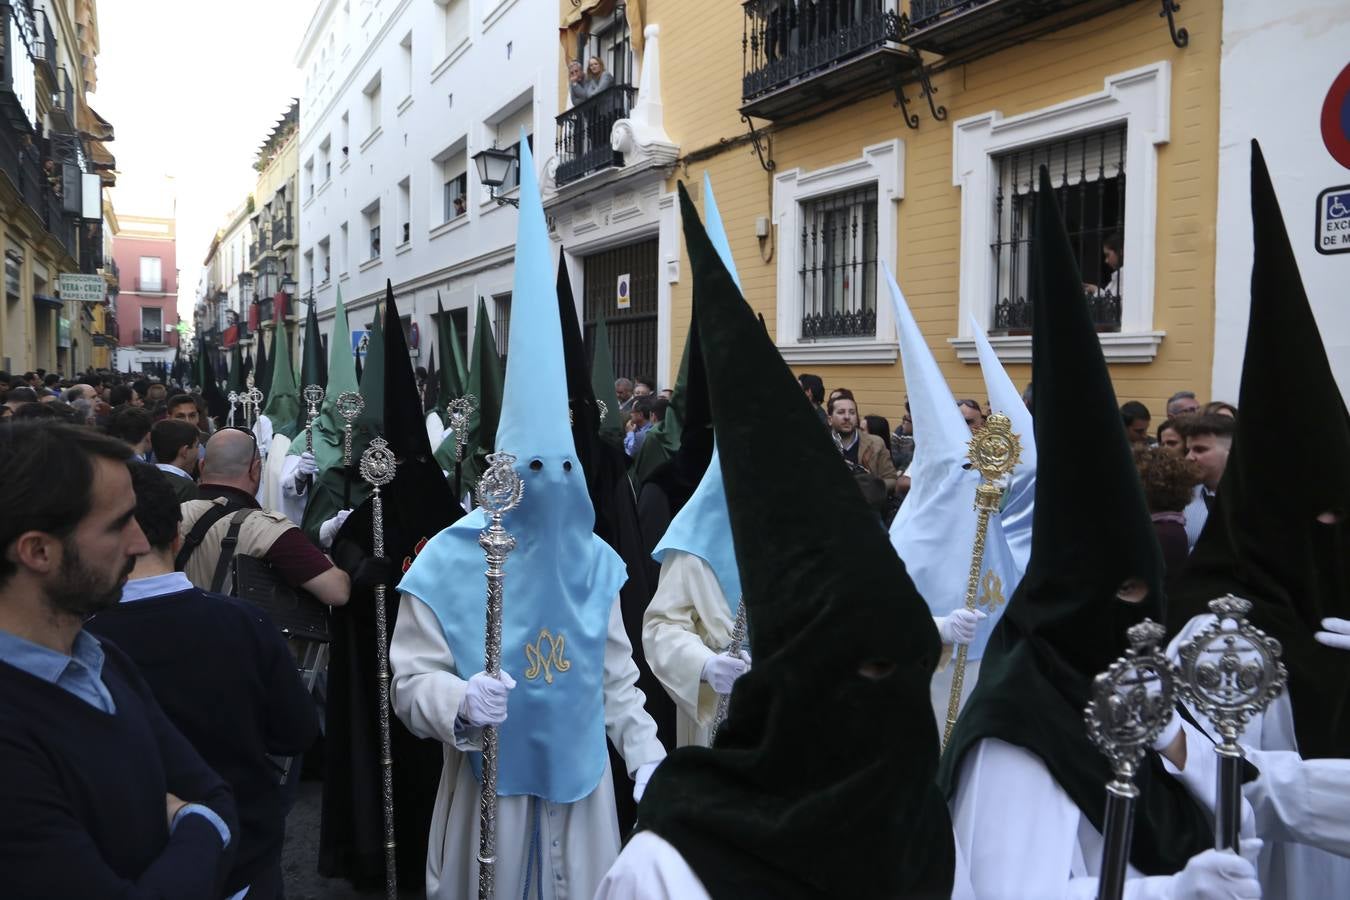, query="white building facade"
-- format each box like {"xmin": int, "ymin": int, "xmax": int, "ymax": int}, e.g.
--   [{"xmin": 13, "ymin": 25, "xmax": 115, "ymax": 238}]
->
[
  {"xmin": 1211, "ymin": 0, "xmax": 1350, "ymax": 400},
  {"xmin": 295, "ymin": 0, "xmax": 558, "ymax": 369}
]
